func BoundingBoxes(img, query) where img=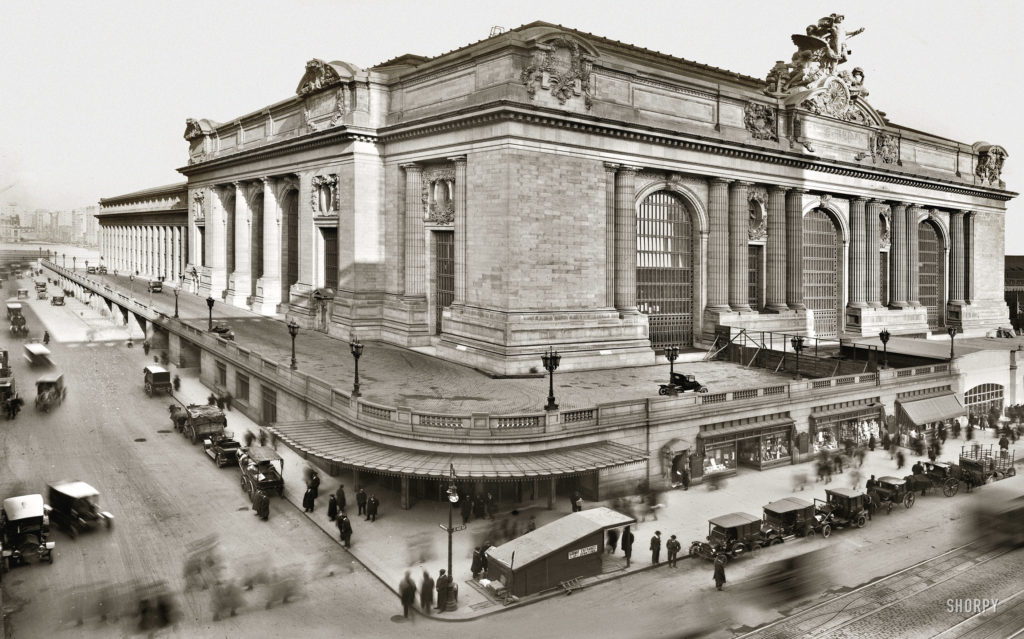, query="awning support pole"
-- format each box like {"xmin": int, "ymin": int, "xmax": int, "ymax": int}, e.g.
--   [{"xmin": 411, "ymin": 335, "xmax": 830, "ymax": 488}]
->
[
  {"xmin": 548, "ymin": 477, "xmax": 556, "ymax": 510},
  {"xmin": 401, "ymin": 476, "xmax": 410, "ymax": 510}
]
